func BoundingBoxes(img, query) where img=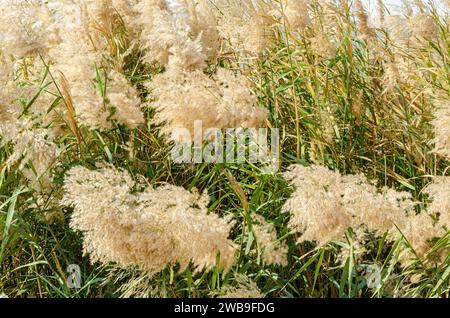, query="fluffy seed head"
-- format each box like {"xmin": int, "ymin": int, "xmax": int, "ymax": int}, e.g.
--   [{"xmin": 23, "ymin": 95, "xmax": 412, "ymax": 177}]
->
[{"xmin": 62, "ymin": 165, "xmax": 237, "ymax": 274}]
